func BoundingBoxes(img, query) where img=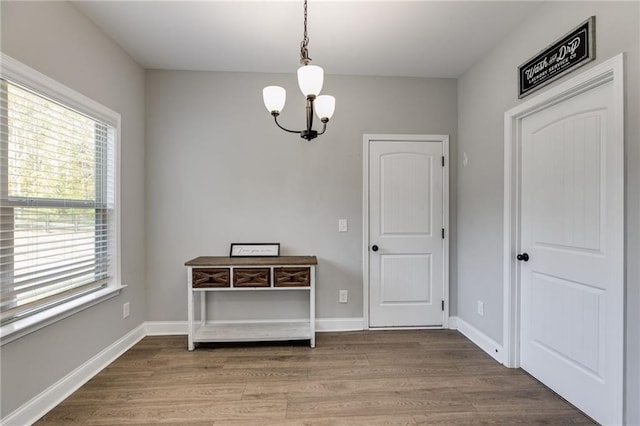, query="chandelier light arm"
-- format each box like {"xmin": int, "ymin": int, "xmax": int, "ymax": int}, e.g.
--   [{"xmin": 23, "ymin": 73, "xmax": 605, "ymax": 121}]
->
[
  {"xmin": 317, "ymin": 119, "xmax": 328, "ymax": 136},
  {"xmin": 272, "ymin": 113, "xmax": 302, "ymax": 134}
]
